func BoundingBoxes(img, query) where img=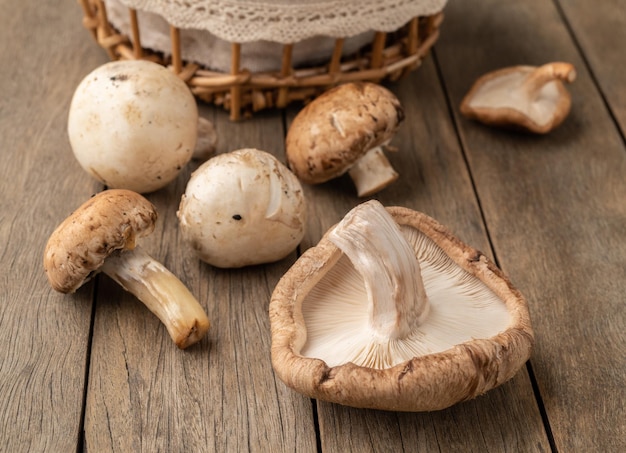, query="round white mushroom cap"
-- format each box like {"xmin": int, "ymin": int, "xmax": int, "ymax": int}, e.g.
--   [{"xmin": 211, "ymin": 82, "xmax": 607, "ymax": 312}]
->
[
  {"xmin": 68, "ymin": 60, "xmax": 198, "ymax": 193},
  {"xmin": 177, "ymin": 148, "xmax": 307, "ymax": 268}
]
